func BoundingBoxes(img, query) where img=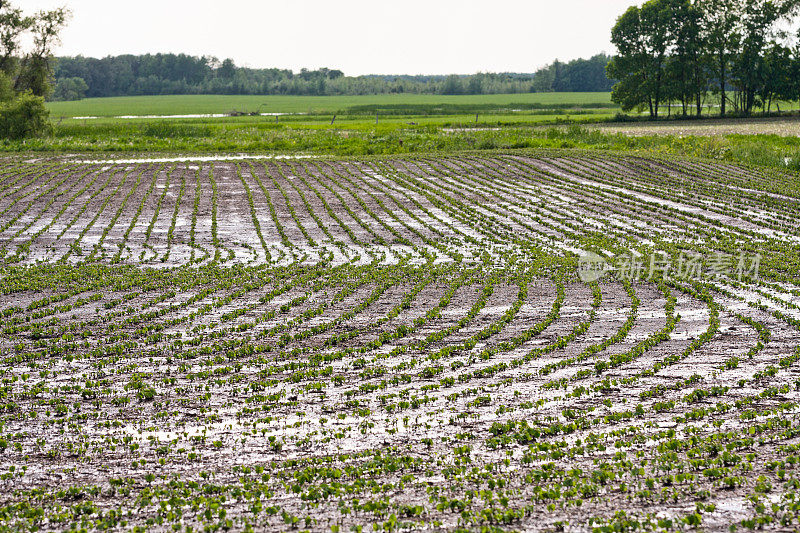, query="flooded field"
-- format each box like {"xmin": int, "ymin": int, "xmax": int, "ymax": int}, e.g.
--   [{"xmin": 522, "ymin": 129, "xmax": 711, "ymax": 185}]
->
[
  {"xmin": 590, "ymin": 116, "xmax": 800, "ymax": 137},
  {"xmin": 0, "ymin": 154, "xmax": 798, "ymax": 531}
]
